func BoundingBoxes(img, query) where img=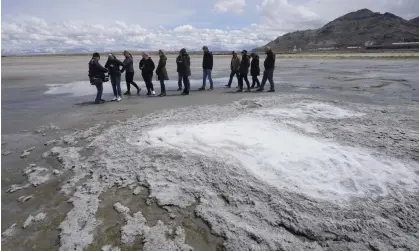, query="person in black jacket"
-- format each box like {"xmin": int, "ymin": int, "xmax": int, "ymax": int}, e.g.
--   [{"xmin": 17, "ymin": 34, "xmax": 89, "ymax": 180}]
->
[
  {"xmin": 139, "ymin": 52, "xmax": 155, "ymax": 96},
  {"xmin": 237, "ymin": 50, "xmax": 251, "ymax": 92},
  {"xmin": 250, "ymin": 52, "xmax": 260, "ymax": 89},
  {"xmin": 105, "ymin": 53, "xmax": 124, "ymax": 101},
  {"xmin": 88, "ymin": 52, "xmax": 108, "ymax": 104},
  {"xmin": 156, "ymin": 50, "xmax": 169, "ymax": 97},
  {"xmin": 121, "ymin": 50, "xmax": 141, "ymax": 95},
  {"xmin": 256, "ymin": 46, "xmax": 276, "ymax": 92},
  {"xmin": 199, "ymin": 46, "xmax": 214, "ymax": 91},
  {"xmin": 176, "ymin": 48, "xmax": 191, "ymax": 95}
]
